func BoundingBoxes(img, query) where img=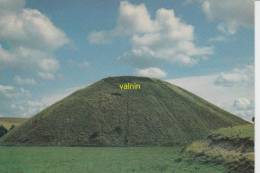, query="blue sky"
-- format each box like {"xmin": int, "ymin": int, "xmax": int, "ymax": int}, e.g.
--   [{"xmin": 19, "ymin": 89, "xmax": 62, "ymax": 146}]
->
[{"xmin": 0, "ymin": 0, "xmax": 254, "ymax": 120}]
